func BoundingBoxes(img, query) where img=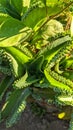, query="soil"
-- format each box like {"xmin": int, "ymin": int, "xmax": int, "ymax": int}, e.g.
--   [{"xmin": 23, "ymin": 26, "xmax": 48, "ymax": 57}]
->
[{"xmin": 0, "ymin": 104, "xmax": 69, "ymax": 130}]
